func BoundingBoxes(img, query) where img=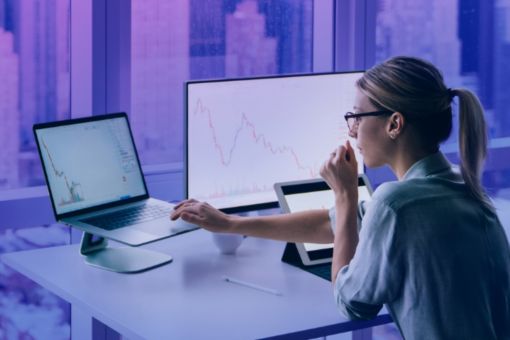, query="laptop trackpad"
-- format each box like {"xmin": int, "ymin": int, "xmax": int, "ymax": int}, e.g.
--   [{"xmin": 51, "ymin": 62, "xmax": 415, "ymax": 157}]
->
[{"xmin": 136, "ymin": 219, "xmax": 197, "ymax": 237}]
